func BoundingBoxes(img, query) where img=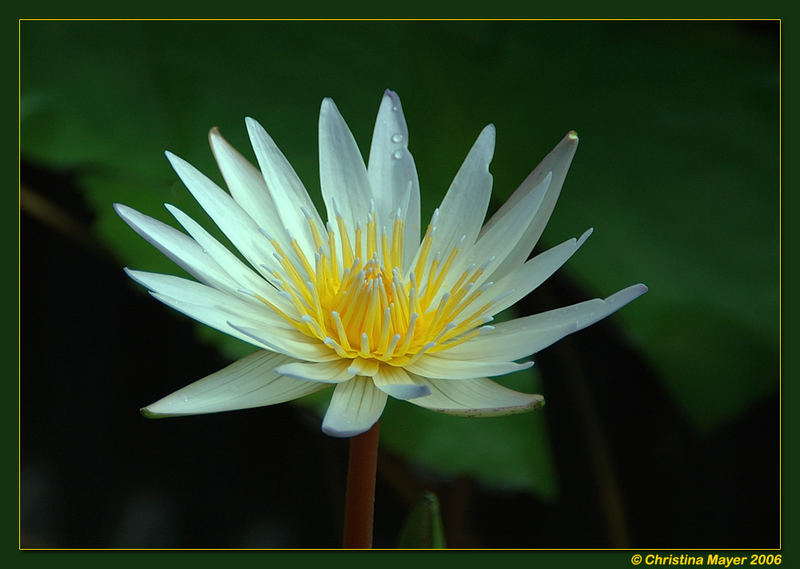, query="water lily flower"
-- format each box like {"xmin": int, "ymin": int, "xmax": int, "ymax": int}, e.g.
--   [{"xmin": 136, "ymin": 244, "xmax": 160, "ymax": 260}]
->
[{"xmin": 116, "ymin": 90, "xmax": 646, "ymax": 438}]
